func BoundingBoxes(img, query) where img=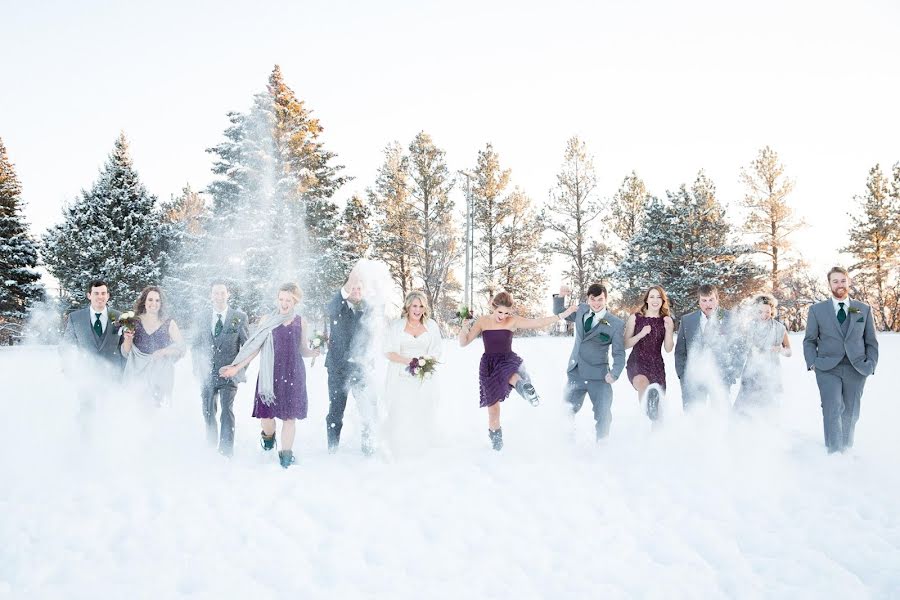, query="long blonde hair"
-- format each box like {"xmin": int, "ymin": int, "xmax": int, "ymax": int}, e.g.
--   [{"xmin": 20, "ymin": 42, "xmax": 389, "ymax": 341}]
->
[{"xmin": 401, "ymin": 290, "xmax": 430, "ymax": 322}]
